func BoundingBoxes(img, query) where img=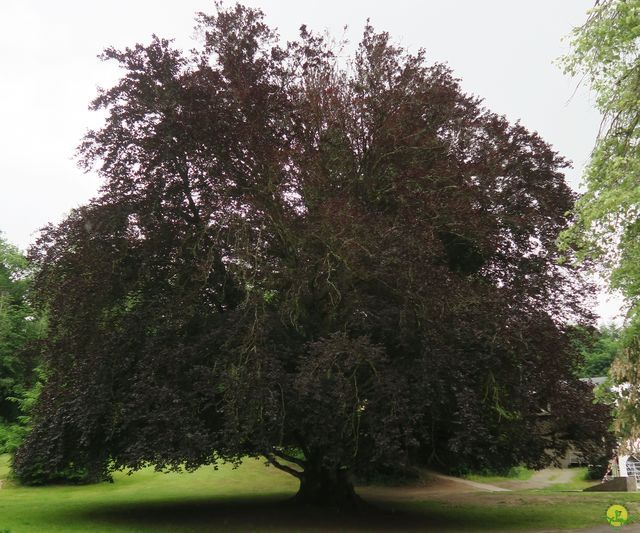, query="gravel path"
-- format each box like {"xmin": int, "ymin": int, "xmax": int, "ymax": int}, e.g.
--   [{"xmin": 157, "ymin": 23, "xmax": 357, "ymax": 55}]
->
[
  {"xmin": 430, "ymin": 472, "xmax": 511, "ymax": 492},
  {"xmin": 495, "ymin": 468, "xmax": 577, "ymax": 490},
  {"xmin": 362, "ymin": 467, "xmax": 587, "ymax": 502}
]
